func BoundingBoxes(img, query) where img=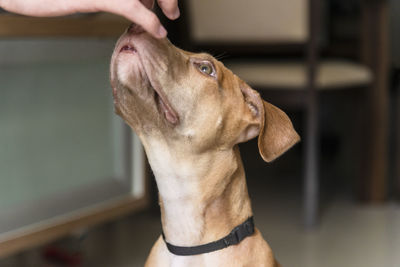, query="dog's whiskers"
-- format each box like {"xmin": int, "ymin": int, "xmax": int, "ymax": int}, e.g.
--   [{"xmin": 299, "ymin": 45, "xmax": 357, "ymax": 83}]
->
[{"xmin": 214, "ymin": 52, "xmax": 229, "ymax": 61}]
